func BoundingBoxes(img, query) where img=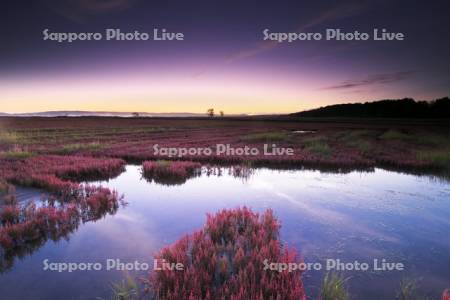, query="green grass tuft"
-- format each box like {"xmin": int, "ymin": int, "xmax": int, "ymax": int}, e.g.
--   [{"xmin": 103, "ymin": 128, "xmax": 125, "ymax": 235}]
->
[
  {"xmin": 413, "ymin": 133, "xmax": 449, "ymax": 146},
  {"xmin": 337, "ymin": 129, "xmax": 374, "ymax": 141},
  {"xmin": 0, "ymin": 181, "xmax": 8, "ymax": 193},
  {"xmin": 3, "ymin": 150, "xmax": 33, "ymax": 159},
  {"xmin": 240, "ymin": 131, "xmax": 289, "ymax": 142},
  {"xmin": 303, "ymin": 136, "xmax": 331, "ymax": 157},
  {"xmin": 349, "ymin": 139, "xmax": 373, "ymax": 156},
  {"xmin": 109, "ymin": 272, "xmax": 142, "ymax": 300},
  {"xmin": 380, "ymin": 130, "xmax": 411, "ymax": 140},
  {"xmin": 0, "ymin": 131, "xmax": 20, "ymax": 144},
  {"xmin": 396, "ymin": 278, "xmax": 421, "ymax": 300},
  {"xmin": 320, "ymin": 272, "xmax": 350, "ymax": 300},
  {"xmin": 416, "ymin": 148, "xmax": 450, "ymax": 170},
  {"xmin": 156, "ymin": 160, "xmax": 171, "ymax": 167},
  {"xmin": 56, "ymin": 142, "xmax": 103, "ymax": 154},
  {"xmin": 335, "ymin": 130, "xmax": 375, "ymax": 156}
]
